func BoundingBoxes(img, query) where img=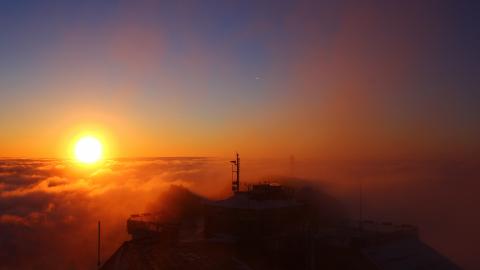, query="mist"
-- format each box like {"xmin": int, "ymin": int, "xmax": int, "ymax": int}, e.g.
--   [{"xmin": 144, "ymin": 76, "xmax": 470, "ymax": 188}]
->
[{"xmin": 0, "ymin": 157, "xmax": 478, "ymax": 269}]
